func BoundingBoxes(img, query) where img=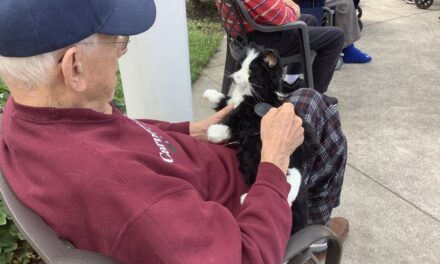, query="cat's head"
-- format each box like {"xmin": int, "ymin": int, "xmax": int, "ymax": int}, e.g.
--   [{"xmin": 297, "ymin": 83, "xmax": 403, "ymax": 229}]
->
[{"xmin": 231, "ymin": 44, "xmax": 283, "ymax": 100}]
